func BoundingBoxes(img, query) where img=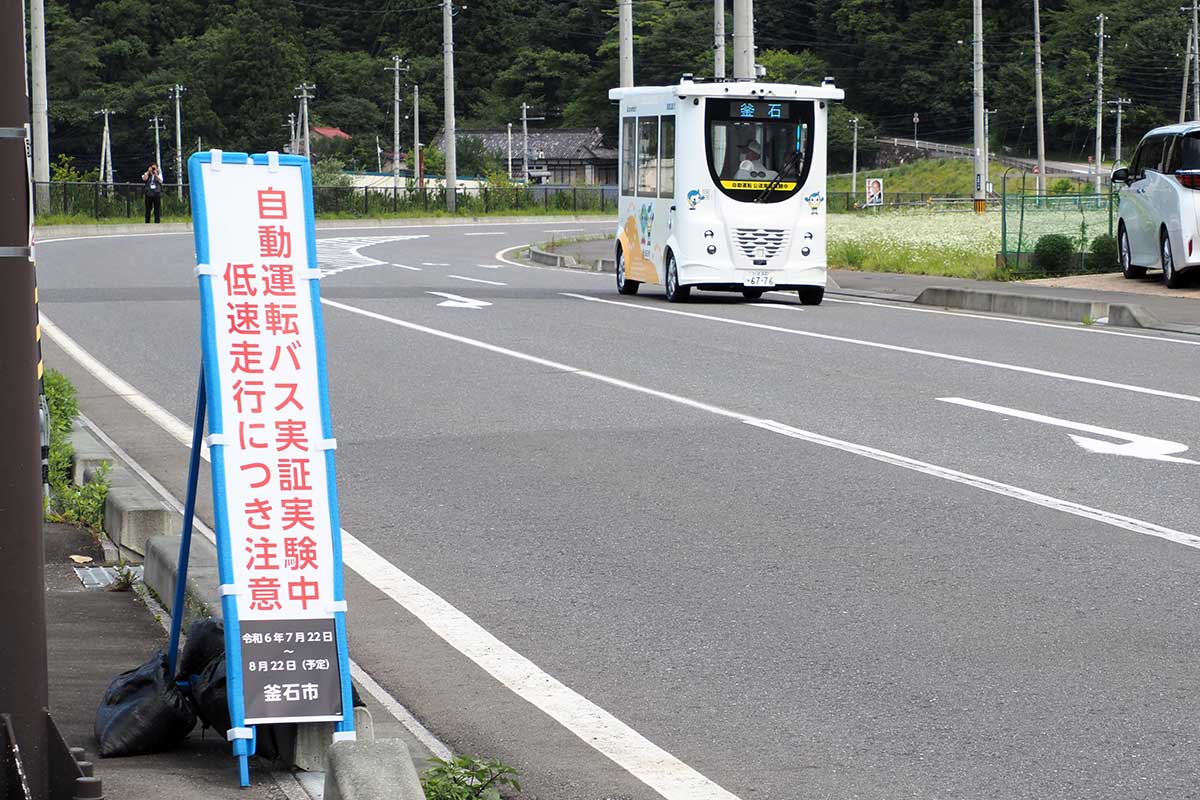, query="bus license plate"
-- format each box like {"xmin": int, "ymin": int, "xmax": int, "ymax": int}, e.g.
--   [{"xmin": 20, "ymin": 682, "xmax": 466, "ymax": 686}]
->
[{"xmin": 744, "ymin": 271, "xmax": 775, "ymax": 287}]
